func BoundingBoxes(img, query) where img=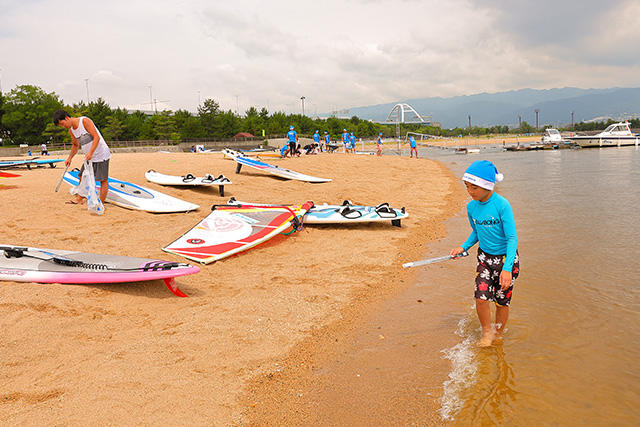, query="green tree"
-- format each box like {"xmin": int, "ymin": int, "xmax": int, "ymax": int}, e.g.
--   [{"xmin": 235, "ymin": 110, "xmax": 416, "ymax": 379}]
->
[
  {"xmin": 86, "ymin": 97, "xmax": 112, "ymax": 130},
  {"xmin": 520, "ymin": 121, "xmax": 534, "ymax": 134},
  {"xmin": 42, "ymin": 122, "xmax": 68, "ymax": 142},
  {"xmin": 198, "ymin": 98, "xmax": 221, "ymax": 138},
  {"xmin": 218, "ymin": 110, "xmax": 241, "ymax": 138},
  {"xmin": 102, "ymin": 115, "xmax": 126, "ymax": 141},
  {"xmin": 174, "ymin": 109, "xmax": 205, "ymax": 139},
  {"xmin": 152, "ymin": 111, "xmax": 177, "ymax": 140},
  {"xmin": 0, "ymin": 93, "xmax": 8, "ymax": 145},
  {"xmin": 1, "ymin": 85, "xmax": 63, "ymax": 145}
]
